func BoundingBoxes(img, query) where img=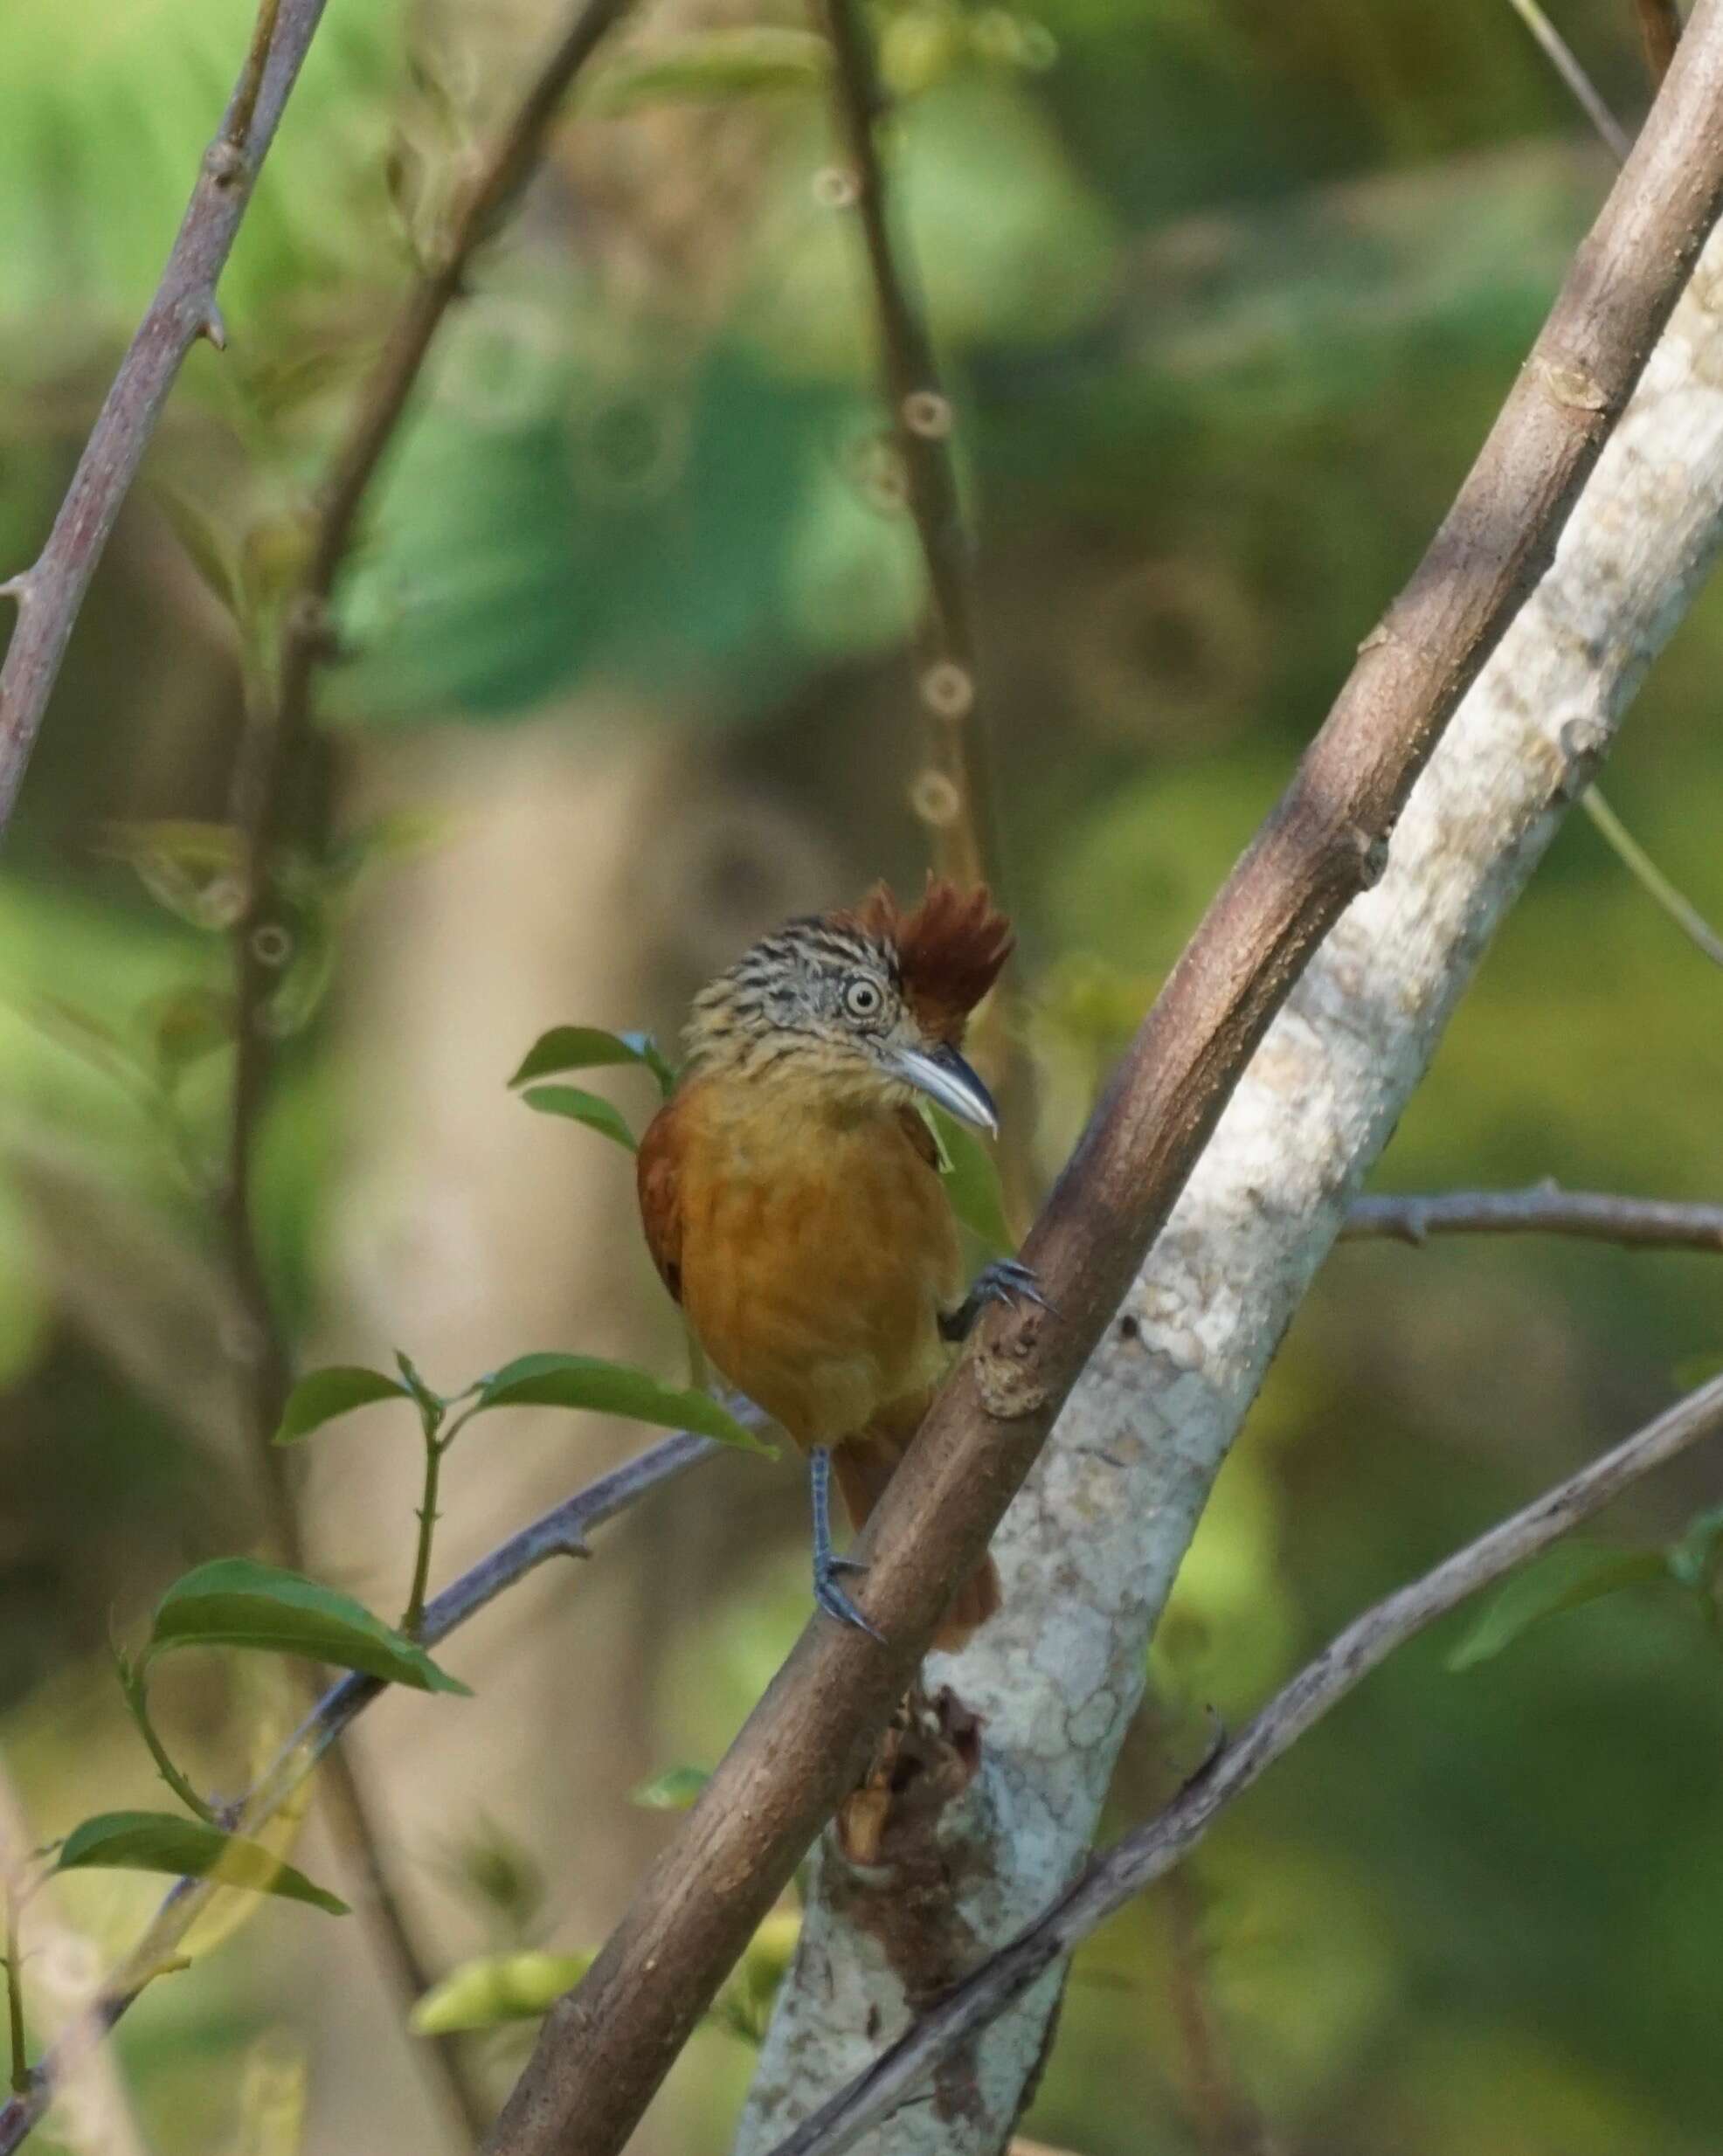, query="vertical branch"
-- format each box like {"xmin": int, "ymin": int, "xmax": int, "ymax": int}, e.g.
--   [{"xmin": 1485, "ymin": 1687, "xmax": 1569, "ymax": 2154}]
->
[
  {"xmin": 0, "ymin": 0, "xmax": 329, "ymax": 837},
  {"xmin": 813, "ymin": 0, "xmax": 994, "ymax": 892}
]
